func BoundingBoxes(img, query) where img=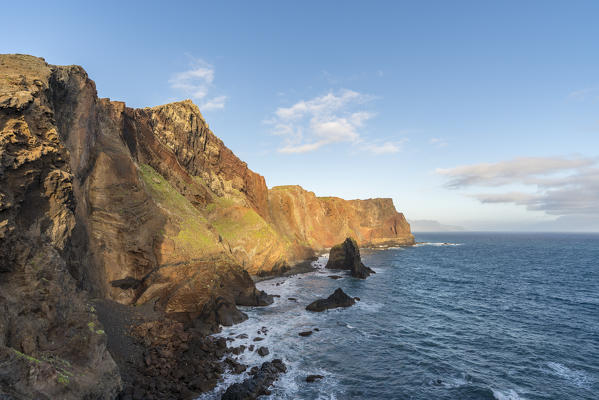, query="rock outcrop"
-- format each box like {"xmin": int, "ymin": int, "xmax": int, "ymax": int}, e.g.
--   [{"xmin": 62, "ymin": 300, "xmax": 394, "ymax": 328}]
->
[
  {"xmin": 306, "ymin": 288, "xmax": 356, "ymax": 312},
  {"xmin": 221, "ymin": 359, "xmax": 287, "ymax": 400},
  {"xmin": 0, "ymin": 54, "xmax": 413, "ymax": 398},
  {"xmin": 326, "ymin": 237, "xmax": 375, "ymax": 279}
]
